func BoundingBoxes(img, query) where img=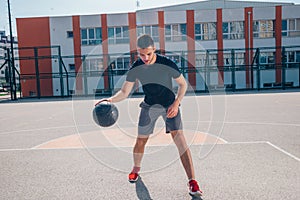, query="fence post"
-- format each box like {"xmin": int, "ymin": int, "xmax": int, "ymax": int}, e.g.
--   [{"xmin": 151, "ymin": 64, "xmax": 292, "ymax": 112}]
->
[
  {"xmin": 58, "ymin": 46, "xmax": 64, "ymax": 97},
  {"xmin": 256, "ymin": 48, "xmax": 261, "ymax": 90},
  {"xmin": 6, "ymin": 48, "xmax": 13, "ymax": 100},
  {"xmin": 281, "ymin": 47, "xmax": 286, "ymax": 90},
  {"xmin": 34, "ymin": 47, "xmax": 41, "ymax": 98},
  {"xmin": 231, "ymin": 49, "xmax": 236, "ymax": 92},
  {"xmin": 82, "ymin": 55, "xmax": 88, "ymax": 95},
  {"xmin": 204, "ymin": 50, "xmax": 210, "ymax": 92},
  {"xmin": 180, "ymin": 51, "xmax": 186, "ymax": 78}
]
